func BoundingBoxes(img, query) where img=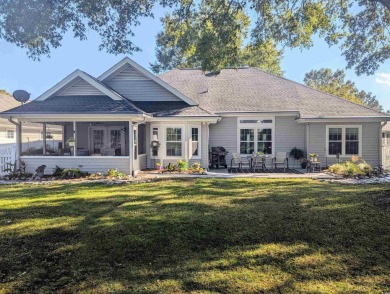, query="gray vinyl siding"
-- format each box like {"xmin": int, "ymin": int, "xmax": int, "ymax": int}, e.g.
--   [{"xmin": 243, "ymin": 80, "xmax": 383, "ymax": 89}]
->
[
  {"xmin": 275, "ymin": 116, "xmax": 305, "ymax": 153},
  {"xmin": 21, "ymin": 157, "xmax": 130, "ymax": 174},
  {"xmin": 308, "ymin": 122, "xmax": 381, "ymax": 166},
  {"xmin": 104, "ymin": 64, "xmax": 181, "ymax": 101},
  {"xmin": 209, "ymin": 117, "xmax": 237, "ymax": 164},
  {"xmin": 106, "ymin": 79, "xmax": 182, "ymax": 102},
  {"xmin": 59, "ymin": 78, "xmax": 104, "ymax": 96}
]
